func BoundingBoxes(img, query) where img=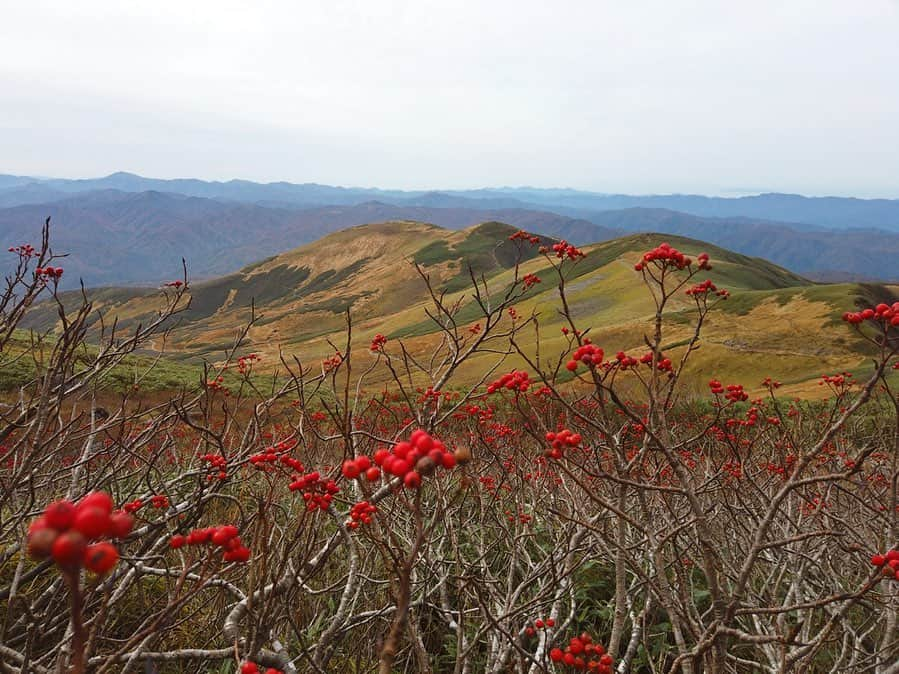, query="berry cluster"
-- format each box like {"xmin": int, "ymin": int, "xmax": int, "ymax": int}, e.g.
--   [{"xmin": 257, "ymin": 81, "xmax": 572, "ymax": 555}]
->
[
  {"xmin": 635, "ymin": 243, "xmax": 708, "ymax": 272},
  {"xmin": 523, "ymin": 617, "xmax": 555, "ymax": 636},
  {"xmin": 240, "ymin": 661, "xmax": 283, "ymax": 674},
  {"xmin": 249, "ymin": 441, "xmax": 303, "ymax": 472},
  {"xmin": 545, "ymin": 429, "xmax": 582, "ymax": 460},
  {"xmin": 237, "ymin": 353, "xmax": 260, "ymax": 374},
  {"xmin": 843, "ymin": 302, "xmax": 899, "ymax": 327},
  {"xmin": 686, "ymin": 279, "xmax": 729, "ymax": 299},
  {"xmin": 565, "ymin": 343, "xmax": 604, "ymax": 371},
  {"xmin": 370, "ymin": 333, "xmax": 388, "ymax": 351},
  {"xmin": 35, "ymin": 266, "xmax": 64, "ymax": 280},
  {"xmin": 8, "ymin": 243, "xmax": 36, "ymax": 257},
  {"xmin": 169, "ymin": 525, "xmax": 250, "ymax": 562},
  {"xmin": 871, "ymin": 549, "xmax": 899, "ymax": 579},
  {"xmin": 163, "ymin": 280, "xmax": 184, "ymax": 288},
  {"xmin": 638, "ymin": 352, "xmax": 673, "ymax": 372},
  {"xmin": 509, "ymin": 230, "xmax": 542, "ymax": 245},
  {"xmin": 487, "ymin": 370, "xmax": 532, "ymax": 394},
  {"xmin": 371, "ymin": 429, "xmax": 456, "ymax": 489},
  {"xmin": 709, "ymin": 381, "xmax": 748, "ymax": 402},
  {"xmin": 341, "ymin": 455, "xmax": 379, "ymax": 481},
  {"xmin": 322, "ymin": 352, "xmax": 343, "ymax": 372},
  {"xmin": 288, "ymin": 471, "xmax": 340, "ymax": 511},
  {"xmin": 347, "ymin": 501, "xmax": 377, "ymax": 529},
  {"xmin": 27, "ymin": 492, "xmax": 132, "ymax": 575},
  {"xmin": 612, "ymin": 351, "xmax": 639, "ymax": 369},
  {"xmin": 200, "ymin": 452, "xmax": 229, "ymax": 481},
  {"xmin": 521, "ymin": 273, "xmax": 541, "ymax": 289},
  {"xmin": 549, "ymin": 632, "xmax": 614, "ymax": 672},
  {"xmin": 205, "ymin": 376, "xmax": 231, "ymax": 396},
  {"xmin": 551, "ymin": 240, "xmax": 585, "ymax": 260}
]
